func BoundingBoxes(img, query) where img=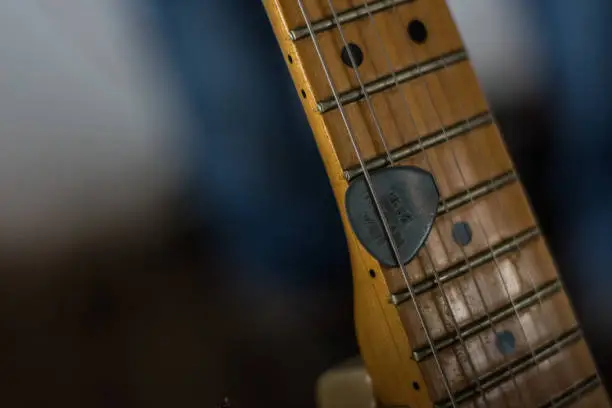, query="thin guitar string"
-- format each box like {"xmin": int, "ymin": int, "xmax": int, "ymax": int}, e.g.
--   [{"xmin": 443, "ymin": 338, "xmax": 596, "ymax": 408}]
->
[
  {"xmin": 386, "ymin": 1, "xmax": 572, "ymax": 404},
  {"xmin": 351, "ymin": 2, "xmax": 527, "ymax": 406},
  {"xmin": 295, "ymin": 1, "xmax": 458, "ymax": 406},
  {"xmin": 330, "ymin": 3, "xmax": 505, "ymax": 407},
  {"xmin": 408, "ymin": 5, "xmax": 599, "ymax": 399},
  {"xmin": 313, "ymin": 0, "xmax": 537, "ymax": 404},
  {"xmin": 298, "ymin": 0, "xmax": 586, "ymax": 403},
  {"xmin": 407, "ymin": 1, "xmax": 582, "ymax": 401},
  {"xmin": 320, "ymin": 0, "xmax": 494, "ymax": 403},
  {"xmin": 321, "ymin": 0, "xmax": 527, "ymax": 403},
  {"xmin": 368, "ymin": 4, "xmax": 536, "ymax": 404},
  {"xmin": 307, "ymin": 0, "xmax": 554, "ymax": 403},
  {"xmin": 333, "ymin": 0, "xmax": 561, "ymax": 403},
  {"xmin": 382, "ymin": 2, "xmax": 557, "ymax": 403},
  {"xmin": 431, "ymin": 54, "xmax": 584, "ymax": 406}
]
